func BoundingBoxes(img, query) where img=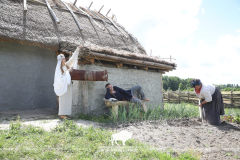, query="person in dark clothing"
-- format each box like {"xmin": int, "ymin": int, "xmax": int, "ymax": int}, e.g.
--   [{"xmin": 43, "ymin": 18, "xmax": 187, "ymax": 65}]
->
[
  {"xmin": 191, "ymin": 79, "xmax": 225, "ymax": 125},
  {"xmin": 105, "ymin": 83, "xmax": 150, "ymax": 106}
]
